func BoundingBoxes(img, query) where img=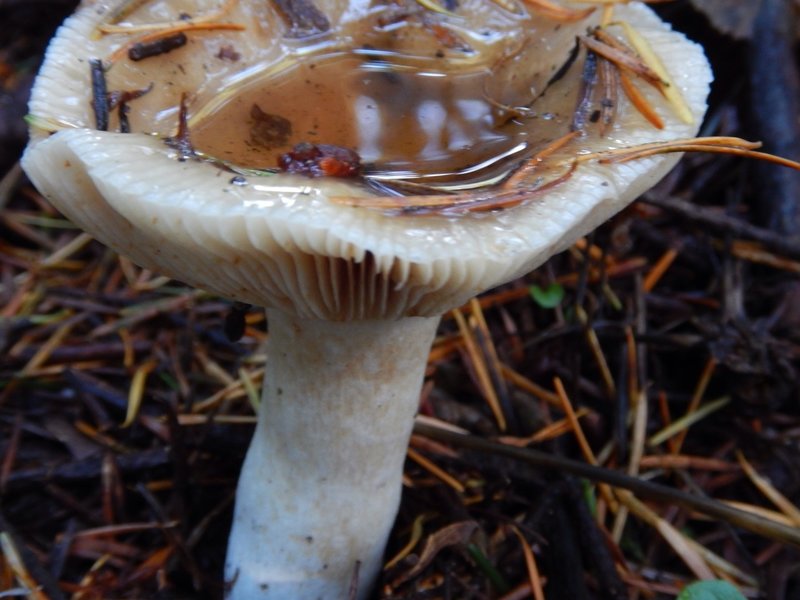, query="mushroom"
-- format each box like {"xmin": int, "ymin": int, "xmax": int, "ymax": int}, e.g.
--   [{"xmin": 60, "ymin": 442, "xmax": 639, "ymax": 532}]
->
[{"xmin": 22, "ymin": 0, "xmax": 711, "ymax": 597}]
